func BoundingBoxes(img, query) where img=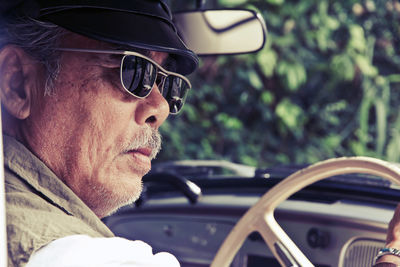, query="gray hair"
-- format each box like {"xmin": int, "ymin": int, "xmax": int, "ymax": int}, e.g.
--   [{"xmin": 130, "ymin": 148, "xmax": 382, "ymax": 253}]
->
[{"xmin": 0, "ymin": 16, "xmax": 66, "ymax": 95}]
